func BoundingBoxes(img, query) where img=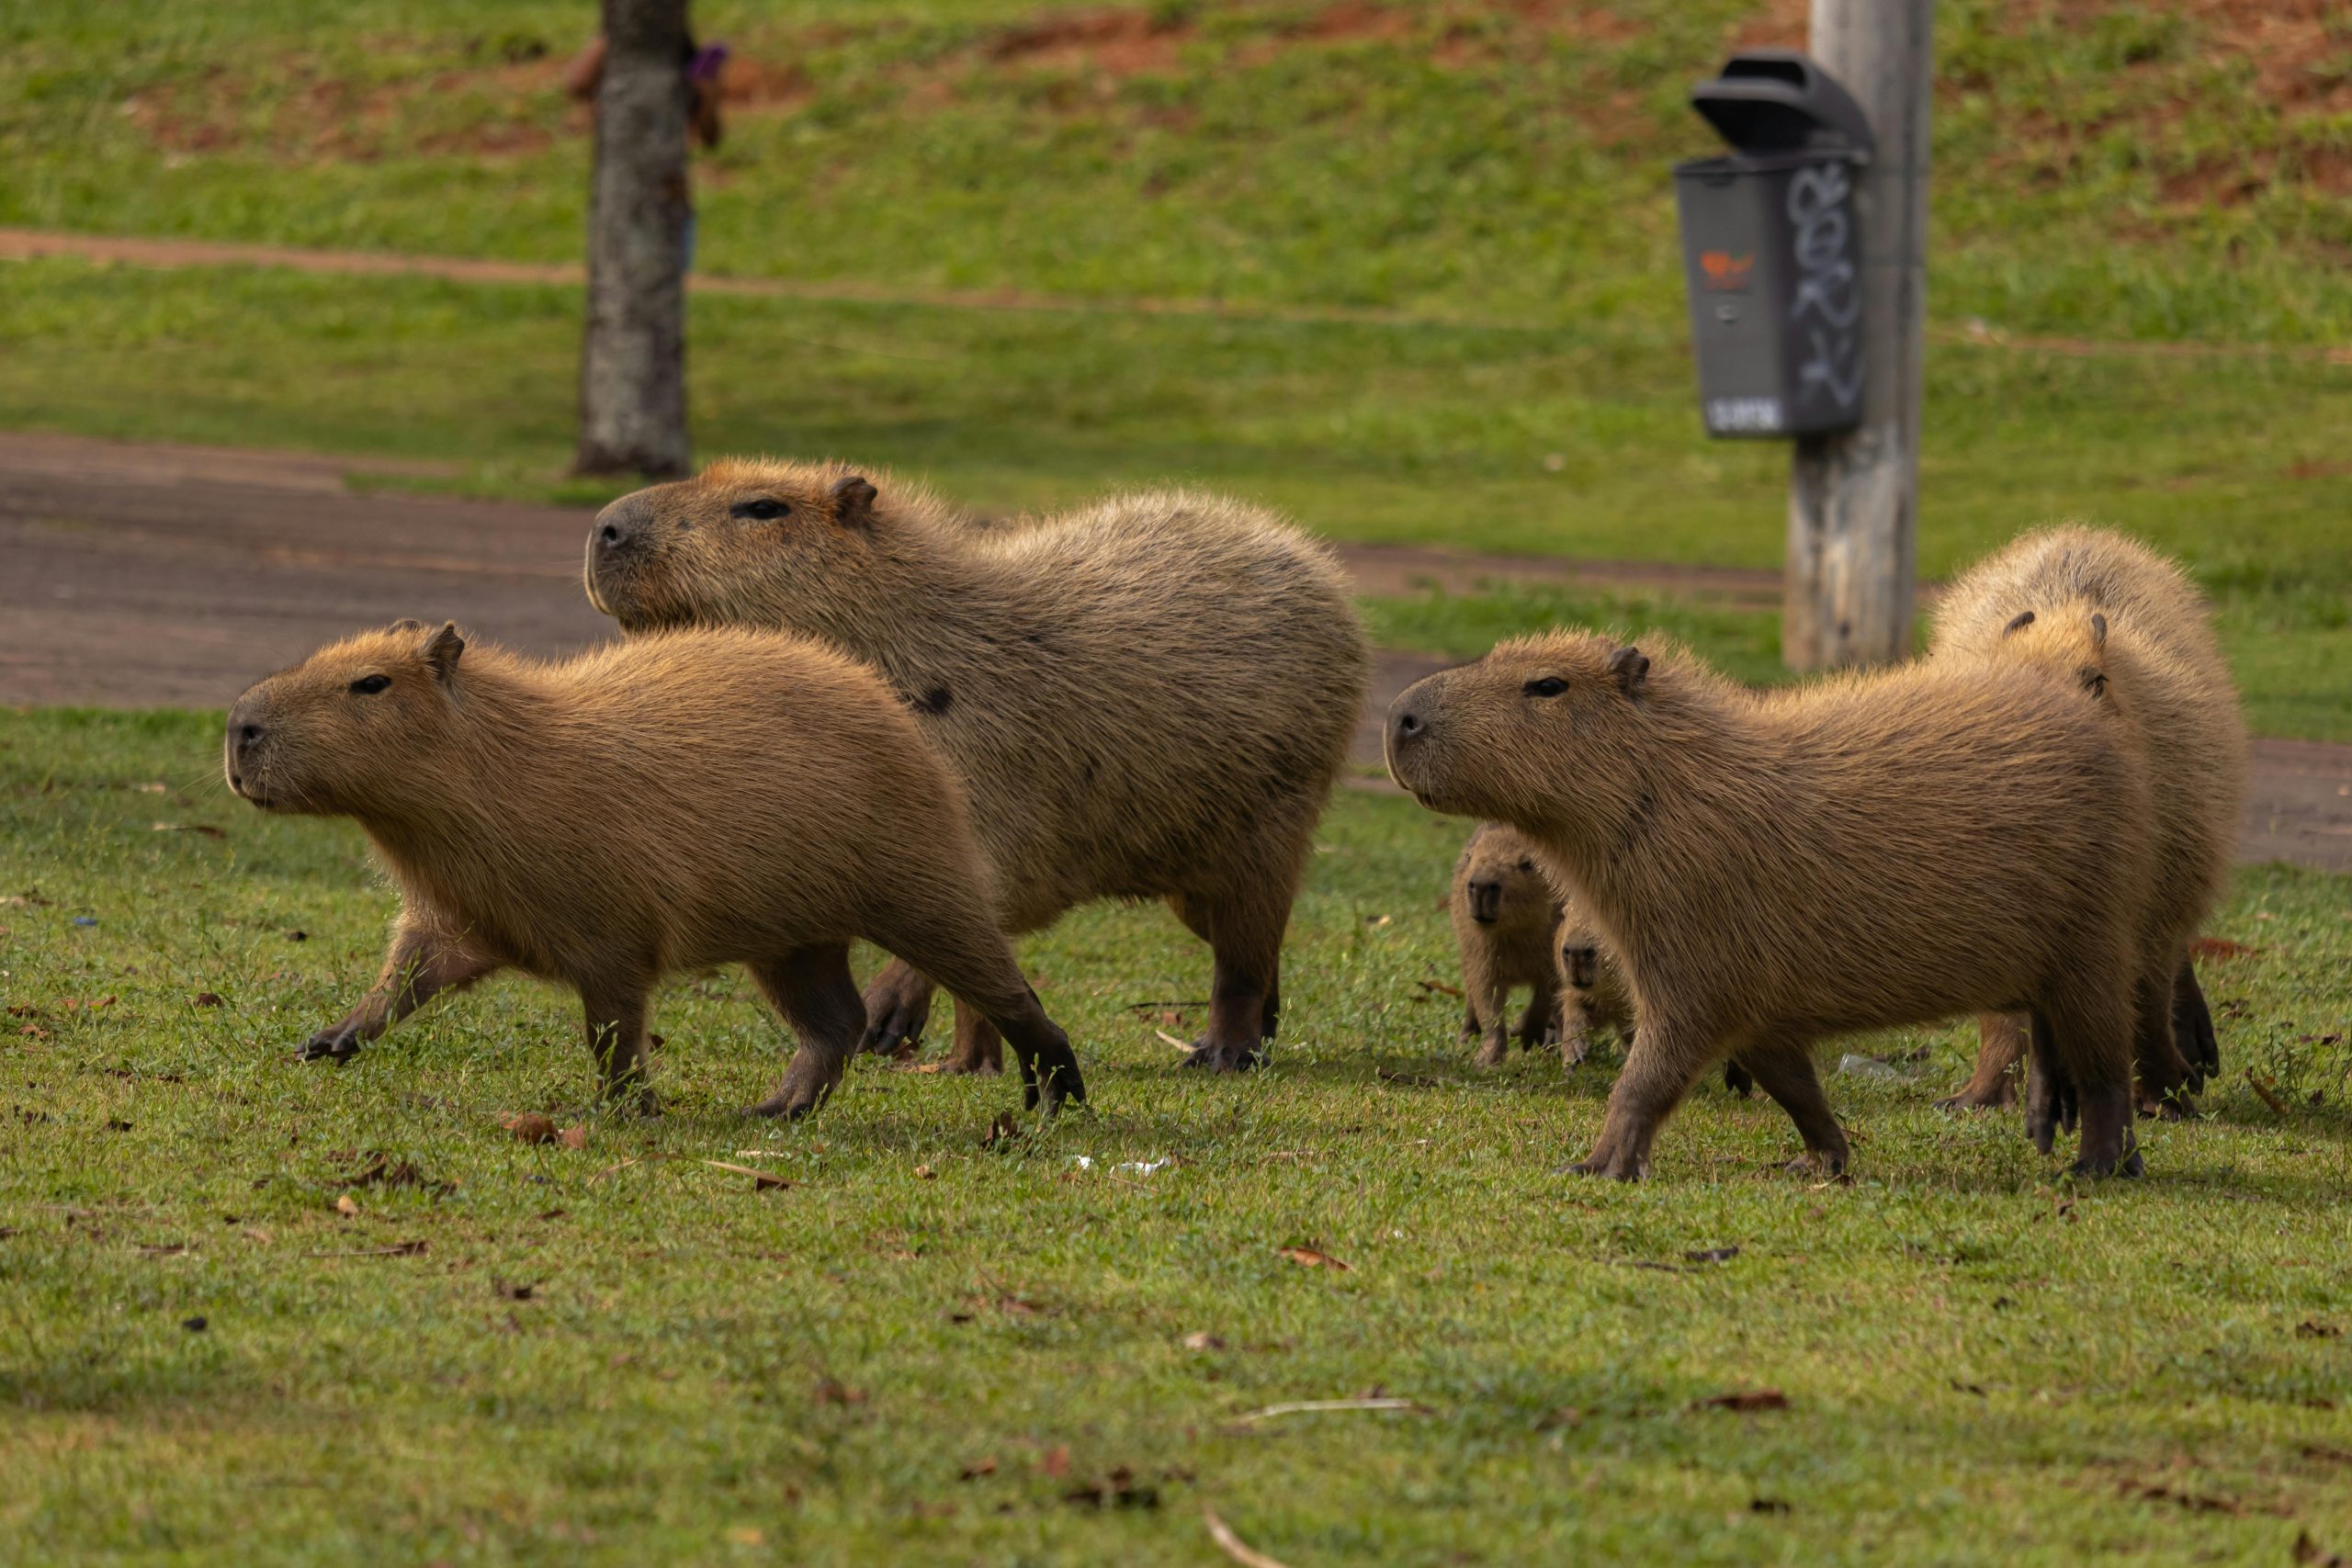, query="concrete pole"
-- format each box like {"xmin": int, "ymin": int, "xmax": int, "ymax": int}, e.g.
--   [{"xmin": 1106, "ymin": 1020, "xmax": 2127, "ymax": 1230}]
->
[{"xmin": 1783, "ymin": 0, "xmax": 1933, "ymax": 669}]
